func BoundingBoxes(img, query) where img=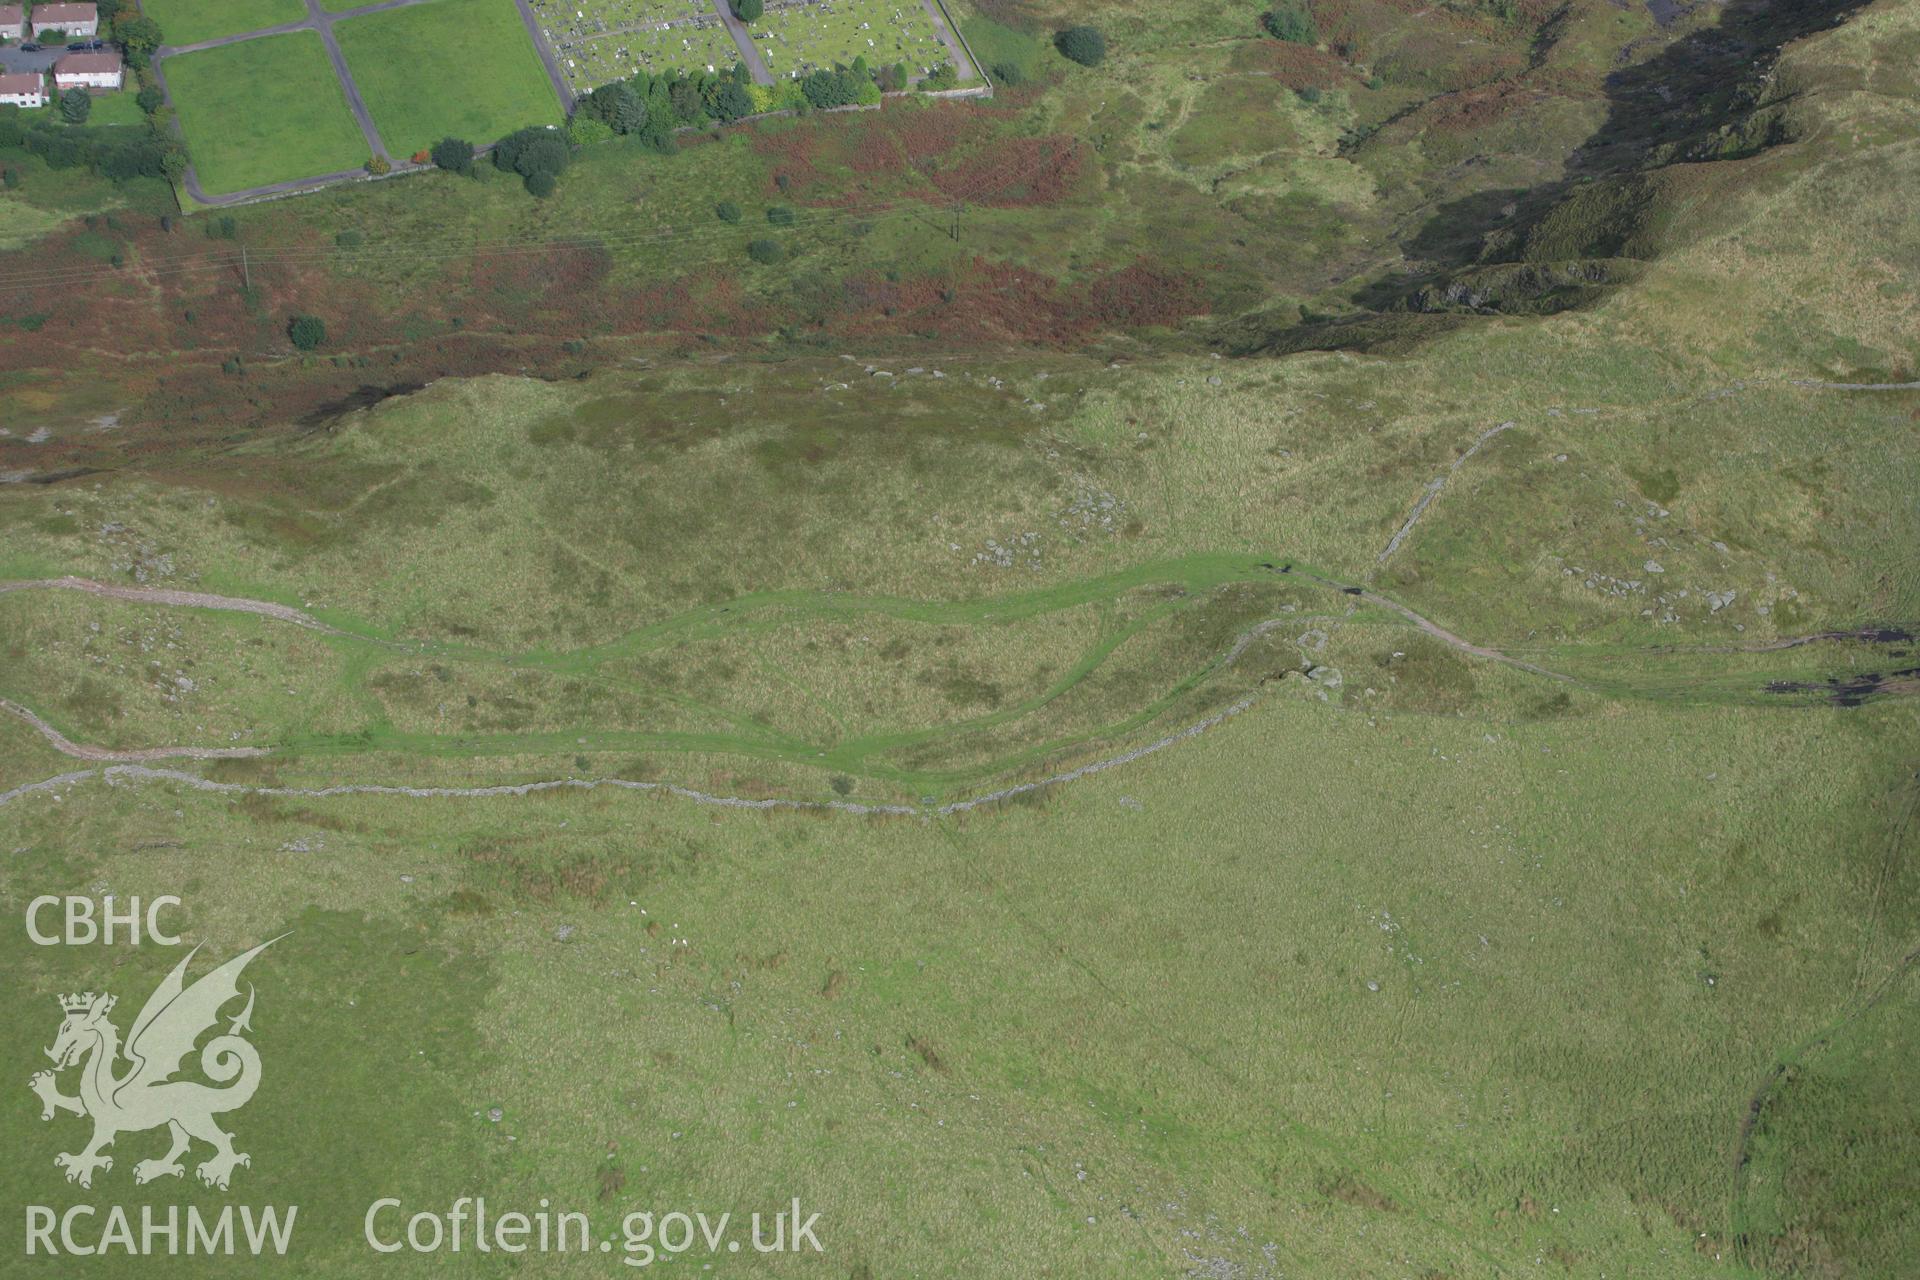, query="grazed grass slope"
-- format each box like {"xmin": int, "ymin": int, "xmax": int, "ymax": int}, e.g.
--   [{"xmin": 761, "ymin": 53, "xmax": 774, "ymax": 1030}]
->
[
  {"xmin": 3, "ymin": 681, "xmax": 1914, "ymax": 1276},
  {"xmin": 0, "ymin": 0, "xmax": 1915, "ymax": 1275}
]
